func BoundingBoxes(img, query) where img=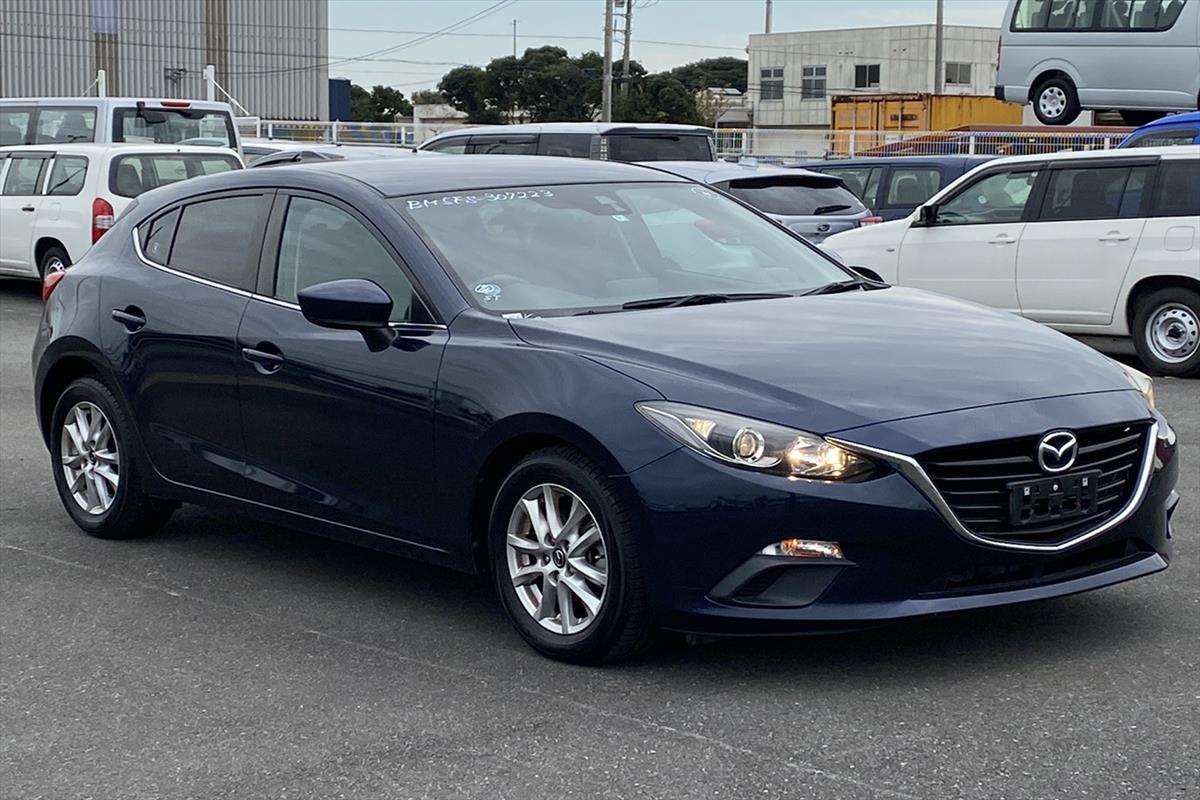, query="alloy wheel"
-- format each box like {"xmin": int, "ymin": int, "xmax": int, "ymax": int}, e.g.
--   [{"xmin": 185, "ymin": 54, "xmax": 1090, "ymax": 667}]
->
[
  {"xmin": 505, "ymin": 483, "xmax": 608, "ymax": 635},
  {"xmin": 1146, "ymin": 303, "xmax": 1200, "ymax": 364},
  {"xmin": 60, "ymin": 401, "xmax": 120, "ymax": 515}
]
